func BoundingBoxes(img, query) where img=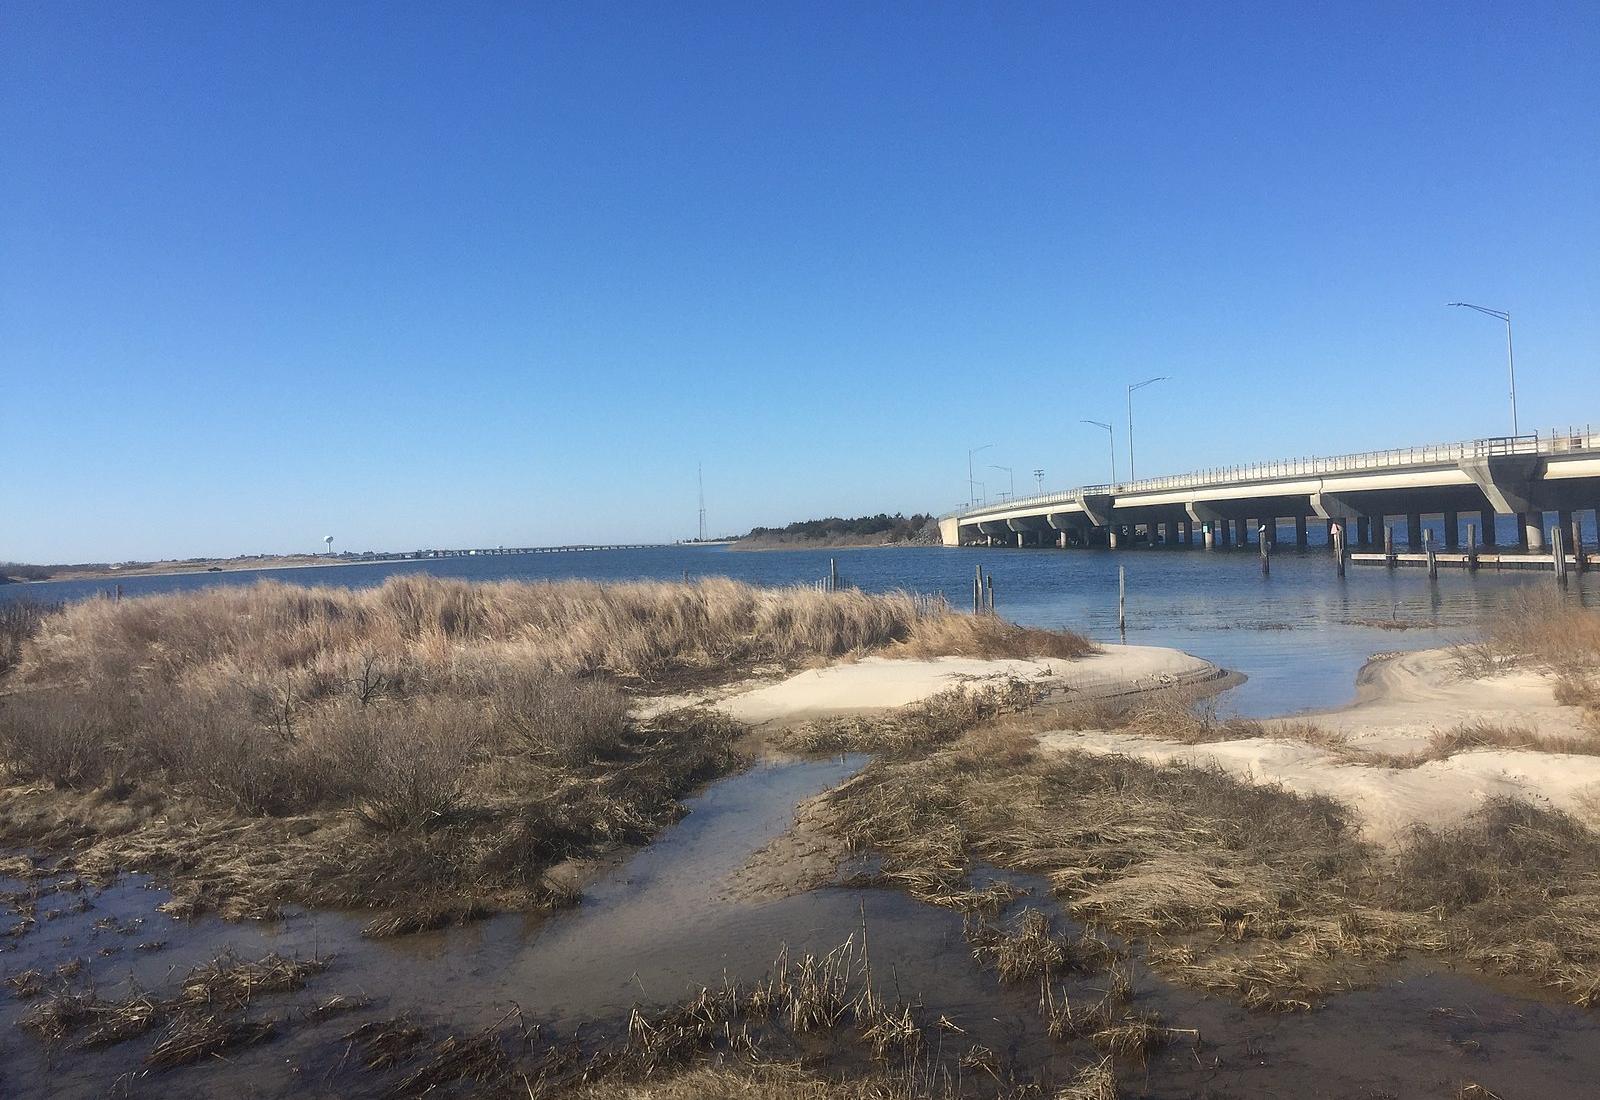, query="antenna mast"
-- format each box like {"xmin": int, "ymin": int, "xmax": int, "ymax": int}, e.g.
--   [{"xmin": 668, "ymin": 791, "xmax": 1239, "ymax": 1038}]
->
[{"xmin": 697, "ymin": 464, "xmax": 706, "ymax": 542}]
